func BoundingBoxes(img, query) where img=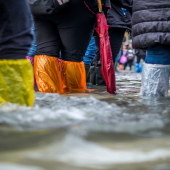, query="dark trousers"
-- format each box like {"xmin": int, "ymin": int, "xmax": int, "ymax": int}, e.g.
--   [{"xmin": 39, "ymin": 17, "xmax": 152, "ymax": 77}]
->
[
  {"xmin": 93, "ymin": 27, "xmax": 126, "ymax": 63},
  {"xmin": 34, "ymin": 0, "xmax": 96, "ymax": 62},
  {"xmin": 0, "ymin": 0, "xmax": 33, "ymax": 59},
  {"xmin": 136, "ymin": 56, "xmax": 146, "ymax": 63},
  {"xmin": 124, "ymin": 60, "xmax": 133, "ymax": 70}
]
